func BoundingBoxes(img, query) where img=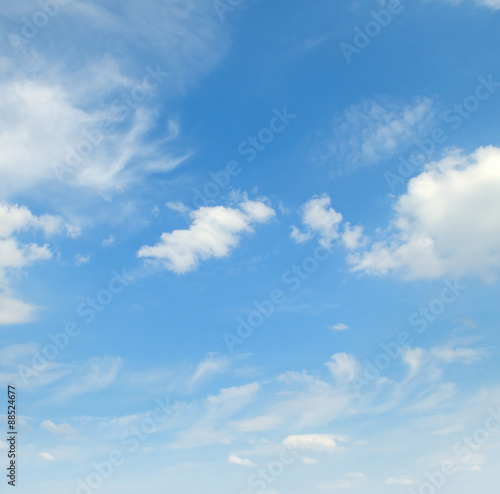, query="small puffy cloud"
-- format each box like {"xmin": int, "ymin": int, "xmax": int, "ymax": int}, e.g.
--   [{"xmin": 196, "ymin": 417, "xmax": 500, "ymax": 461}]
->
[
  {"xmin": 386, "ymin": 477, "xmax": 419, "ymax": 486},
  {"xmin": 282, "ymin": 434, "xmax": 348, "ymax": 453},
  {"xmin": 291, "ymin": 195, "xmax": 343, "ymax": 248},
  {"xmin": 330, "ymin": 323, "xmax": 349, "ymax": 331},
  {"xmin": 348, "ymin": 146, "xmax": 500, "ymax": 281},
  {"xmin": 228, "ymin": 454, "xmax": 256, "ymax": 467},
  {"xmin": 138, "ymin": 199, "xmax": 275, "ymax": 274},
  {"xmin": 41, "ymin": 420, "xmax": 78, "ymax": 438},
  {"xmin": 39, "ymin": 452, "xmax": 55, "ymax": 461},
  {"xmin": 314, "ymin": 96, "xmax": 435, "ymax": 173},
  {"xmin": 325, "ymin": 353, "xmax": 360, "ymax": 382}
]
